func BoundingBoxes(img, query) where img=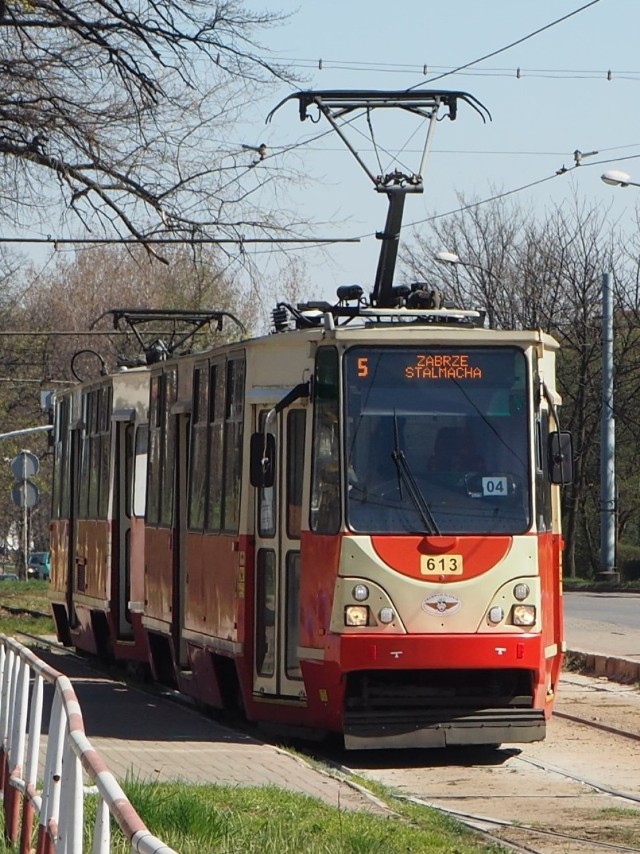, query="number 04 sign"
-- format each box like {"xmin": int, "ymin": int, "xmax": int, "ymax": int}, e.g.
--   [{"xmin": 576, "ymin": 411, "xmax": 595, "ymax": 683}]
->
[{"xmin": 481, "ymin": 476, "xmax": 508, "ymax": 497}]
